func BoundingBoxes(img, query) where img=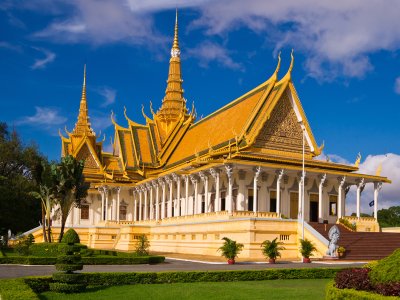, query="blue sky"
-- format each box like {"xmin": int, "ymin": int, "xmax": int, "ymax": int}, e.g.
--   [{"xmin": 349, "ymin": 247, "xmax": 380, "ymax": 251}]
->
[{"xmin": 1, "ymin": 1, "xmax": 399, "ymax": 209}]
